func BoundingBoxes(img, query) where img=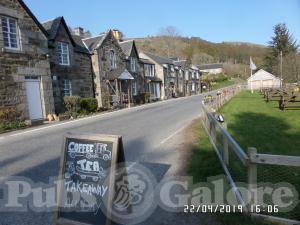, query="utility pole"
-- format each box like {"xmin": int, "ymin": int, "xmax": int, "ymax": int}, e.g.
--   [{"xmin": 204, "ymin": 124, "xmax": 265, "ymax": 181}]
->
[{"xmin": 280, "ymin": 51, "xmax": 283, "ymax": 89}]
